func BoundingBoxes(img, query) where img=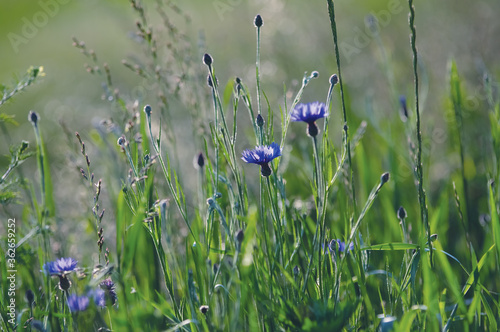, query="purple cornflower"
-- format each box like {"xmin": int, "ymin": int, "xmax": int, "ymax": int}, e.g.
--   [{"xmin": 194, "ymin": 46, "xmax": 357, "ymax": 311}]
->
[
  {"xmin": 43, "ymin": 257, "xmax": 78, "ymax": 276},
  {"xmin": 43, "ymin": 258, "xmax": 78, "ymax": 291},
  {"xmin": 241, "ymin": 142, "xmax": 281, "ymax": 177},
  {"xmin": 290, "ymin": 102, "xmax": 328, "ymax": 137},
  {"xmin": 67, "ymin": 294, "xmax": 89, "ymax": 313},
  {"xmin": 328, "ymin": 239, "xmax": 354, "ymax": 254},
  {"xmin": 99, "ymin": 278, "xmax": 117, "ymax": 306},
  {"xmin": 90, "ymin": 288, "xmax": 106, "ymax": 307}
]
